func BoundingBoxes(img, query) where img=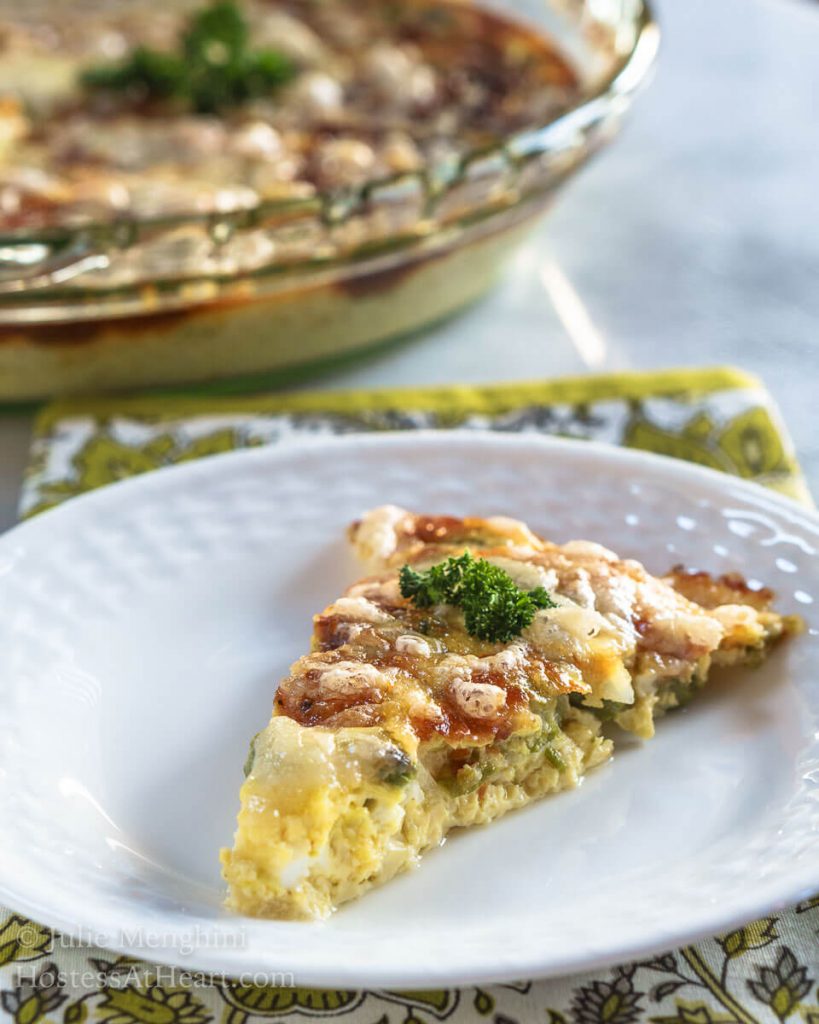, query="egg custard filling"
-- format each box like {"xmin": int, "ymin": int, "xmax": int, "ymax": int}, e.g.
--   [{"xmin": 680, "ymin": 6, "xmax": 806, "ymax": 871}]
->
[{"xmin": 221, "ymin": 507, "xmax": 799, "ymax": 919}]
